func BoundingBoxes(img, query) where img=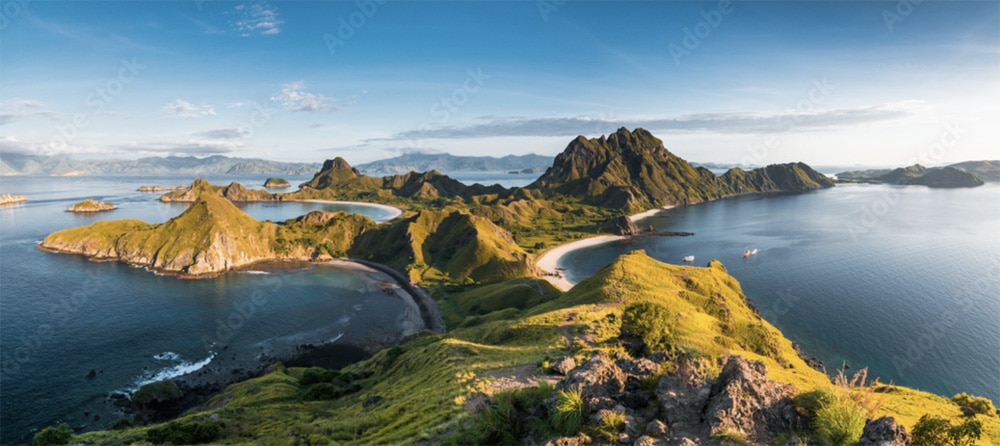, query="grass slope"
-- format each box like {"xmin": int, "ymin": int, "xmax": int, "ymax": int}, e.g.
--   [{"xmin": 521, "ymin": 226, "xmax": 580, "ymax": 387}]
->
[{"xmin": 74, "ymin": 251, "xmax": 999, "ymax": 445}]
